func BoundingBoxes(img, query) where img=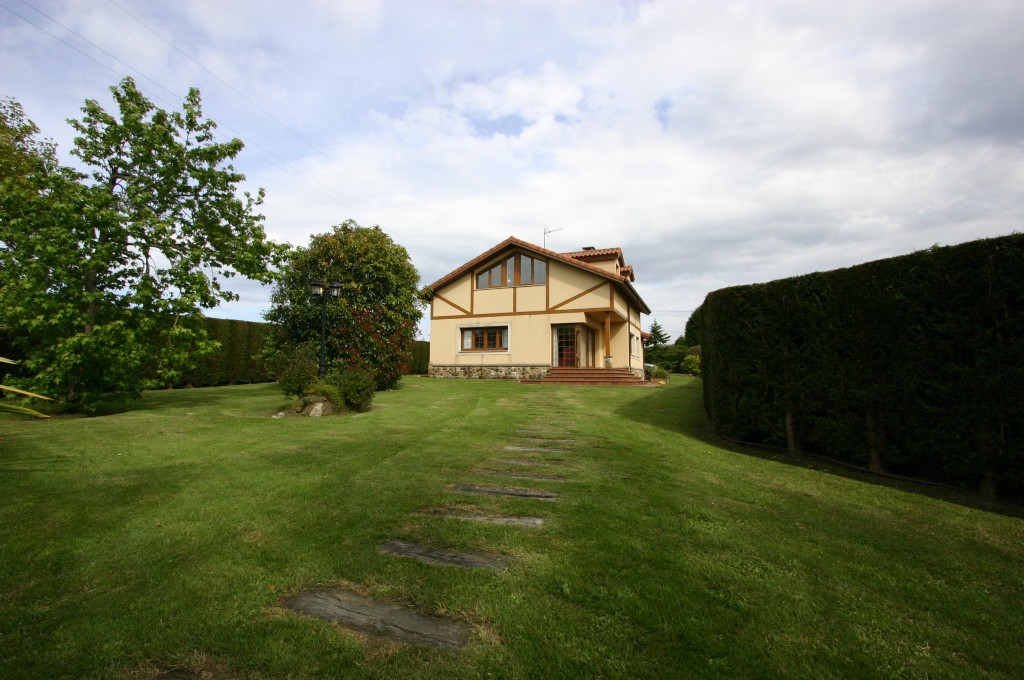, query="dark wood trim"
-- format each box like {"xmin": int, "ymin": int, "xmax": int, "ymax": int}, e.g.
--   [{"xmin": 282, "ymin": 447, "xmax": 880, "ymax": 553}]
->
[
  {"xmin": 603, "ymin": 312, "xmax": 612, "ymax": 357},
  {"xmin": 550, "ymin": 282, "xmax": 608, "ymax": 311},
  {"xmin": 433, "ymin": 292, "xmax": 471, "ymax": 316},
  {"xmin": 472, "ymin": 252, "xmax": 549, "ymax": 291},
  {"xmin": 432, "ymin": 306, "xmax": 627, "ymax": 321}
]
